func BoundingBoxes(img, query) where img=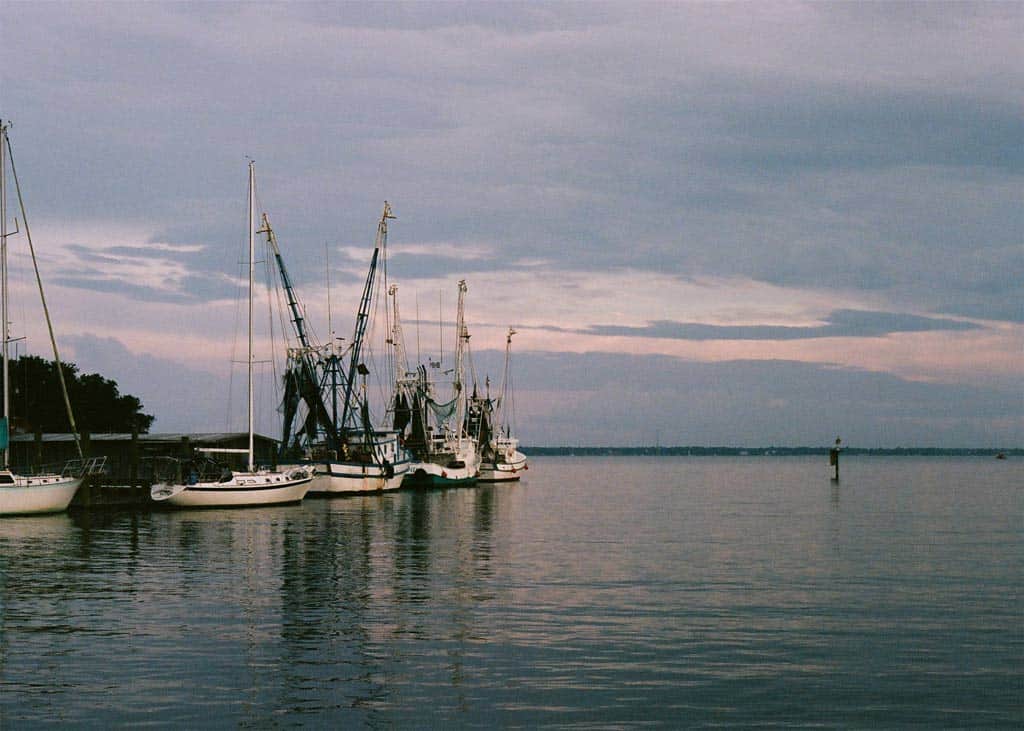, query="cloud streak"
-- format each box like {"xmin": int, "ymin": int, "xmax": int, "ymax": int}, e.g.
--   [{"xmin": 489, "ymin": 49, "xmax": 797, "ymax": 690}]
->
[{"xmin": 585, "ymin": 310, "xmax": 981, "ymax": 341}]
